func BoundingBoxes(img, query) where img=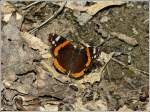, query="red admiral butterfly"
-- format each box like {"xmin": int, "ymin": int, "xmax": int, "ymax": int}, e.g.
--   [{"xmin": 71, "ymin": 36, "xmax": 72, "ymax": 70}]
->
[{"xmin": 49, "ymin": 34, "xmax": 99, "ymax": 78}]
